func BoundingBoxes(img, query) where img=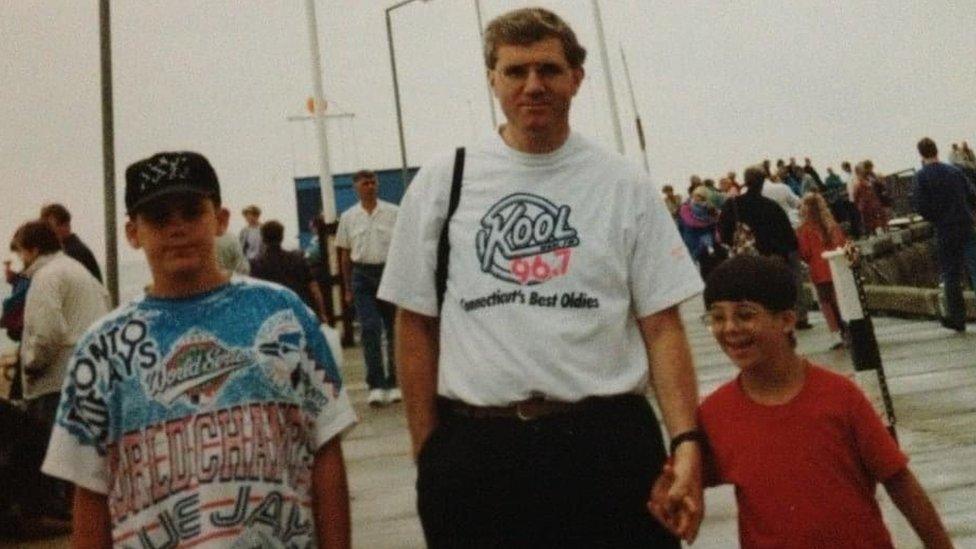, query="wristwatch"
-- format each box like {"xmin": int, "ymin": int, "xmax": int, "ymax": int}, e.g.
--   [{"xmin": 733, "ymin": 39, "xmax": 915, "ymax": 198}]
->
[{"xmin": 669, "ymin": 429, "xmax": 705, "ymax": 455}]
